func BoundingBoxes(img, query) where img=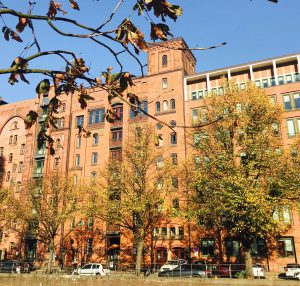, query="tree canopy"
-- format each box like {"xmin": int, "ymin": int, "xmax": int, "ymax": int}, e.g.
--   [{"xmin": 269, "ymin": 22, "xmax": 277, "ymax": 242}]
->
[{"xmin": 190, "ymin": 81, "xmax": 300, "ymax": 277}]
